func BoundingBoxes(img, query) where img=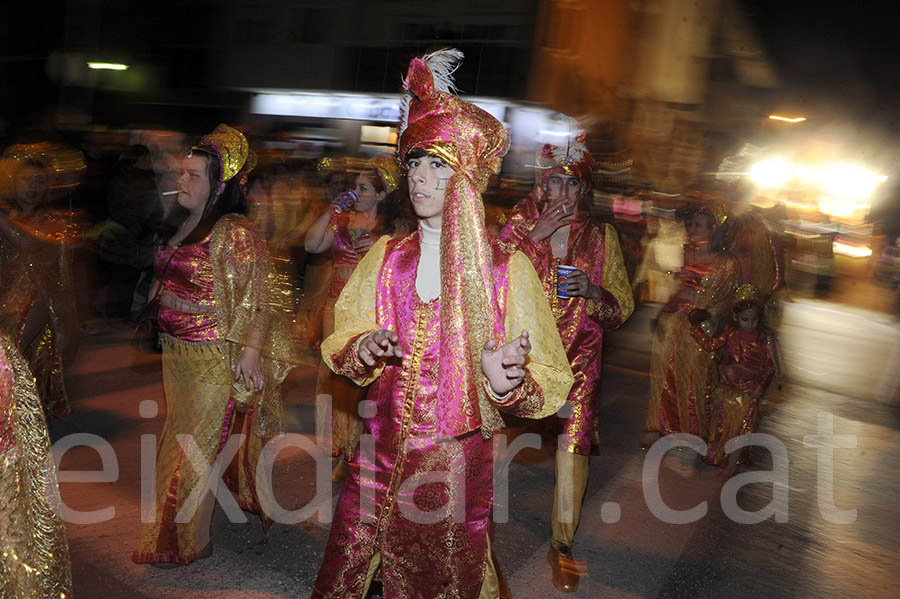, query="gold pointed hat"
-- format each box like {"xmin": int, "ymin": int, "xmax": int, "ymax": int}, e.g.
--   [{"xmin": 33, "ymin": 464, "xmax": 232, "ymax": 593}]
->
[
  {"xmin": 317, "ymin": 154, "xmax": 400, "ymax": 194},
  {"xmin": 194, "ymin": 124, "xmax": 250, "ymax": 193},
  {"xmin": 370, "ymin": 154, "xmax": 400, "ymax": 194},
  {"xmin": 1, "ymin": 142, "xmax": 86, "ymax": 199}
]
